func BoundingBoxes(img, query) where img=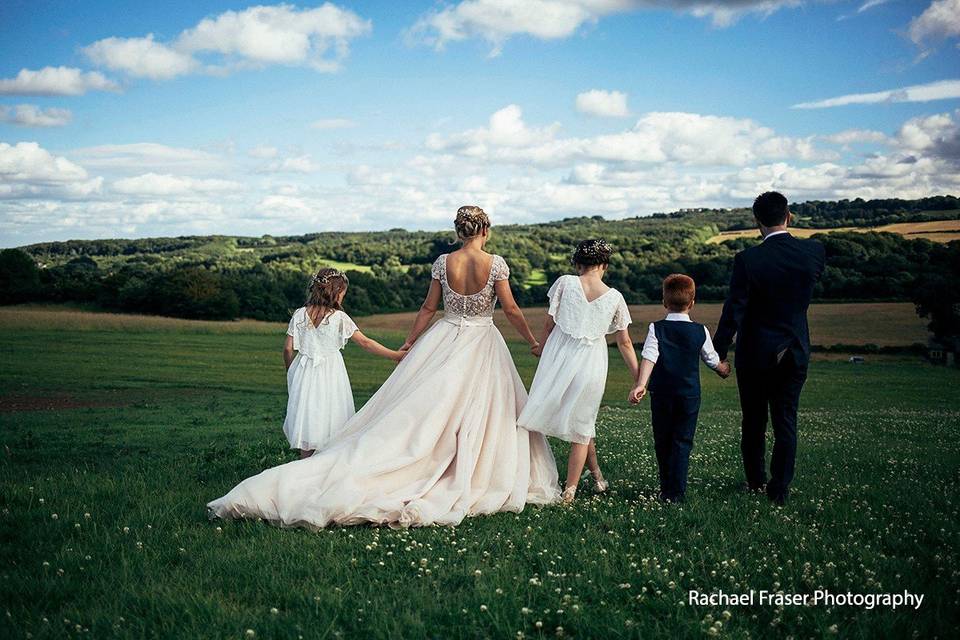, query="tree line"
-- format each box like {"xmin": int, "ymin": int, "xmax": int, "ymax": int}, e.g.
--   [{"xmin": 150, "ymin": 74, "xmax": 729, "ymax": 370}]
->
[{"xmin": 1, "ymin": 198, "xmax": 958, "ymax": 330}]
